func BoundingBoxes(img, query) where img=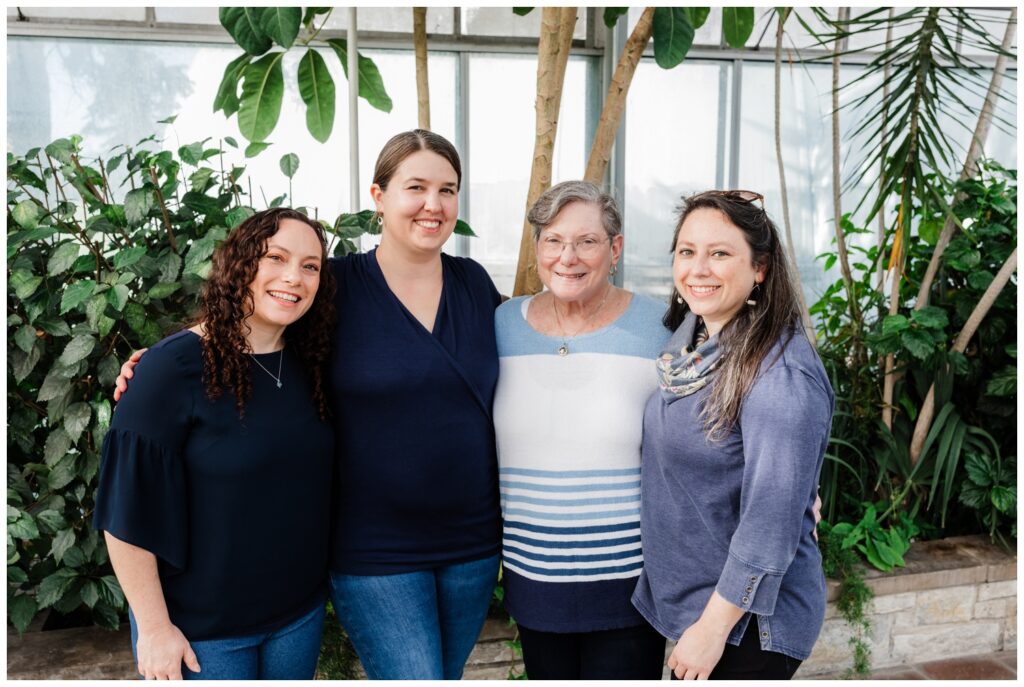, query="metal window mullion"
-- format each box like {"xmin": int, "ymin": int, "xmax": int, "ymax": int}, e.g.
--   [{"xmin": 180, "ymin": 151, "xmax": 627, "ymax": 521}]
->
[
  {"xmin": 456, "ymin": 51, "xmax": 471, "ymax": 258},
  {"xmin": 728, "ymin": 59, "xmax": 743, "ymax": 189},
  {"xmin": 609, "ymin": 16, "xmax": 627, "ymax": 288}
]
